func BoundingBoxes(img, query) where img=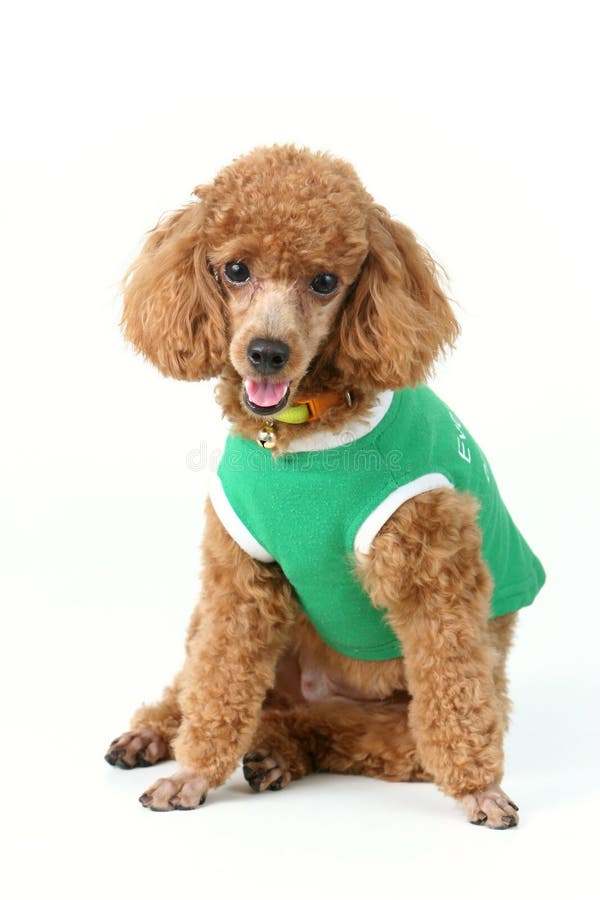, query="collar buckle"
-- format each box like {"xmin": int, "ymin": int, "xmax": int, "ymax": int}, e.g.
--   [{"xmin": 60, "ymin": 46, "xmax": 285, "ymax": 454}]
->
[{"xmin": 295, "ymin": 391, "xmax": 350, "ymax": 422}]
